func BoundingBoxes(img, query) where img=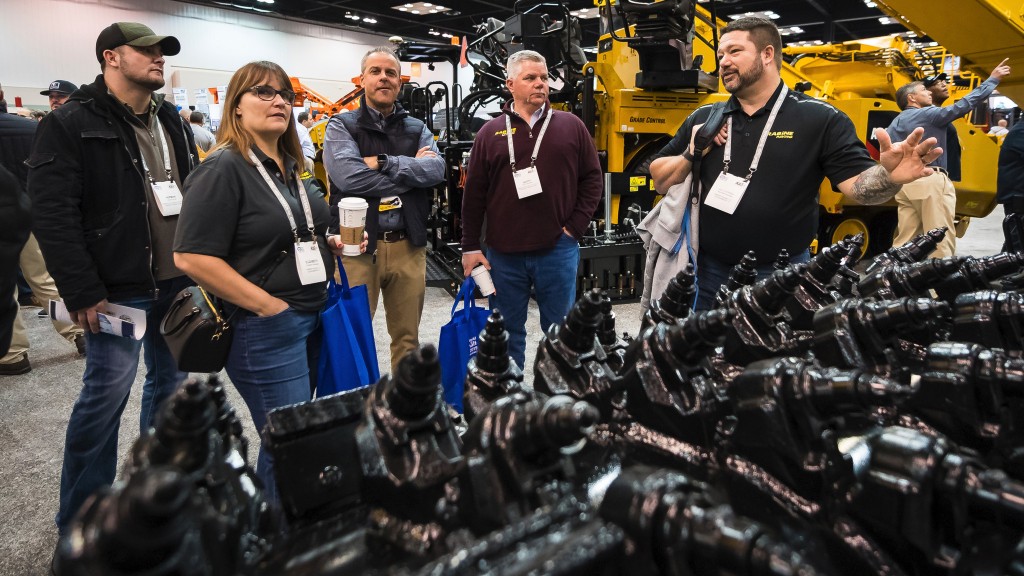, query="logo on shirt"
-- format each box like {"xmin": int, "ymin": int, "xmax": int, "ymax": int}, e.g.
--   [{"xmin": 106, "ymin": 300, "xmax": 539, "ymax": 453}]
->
[
  {"xmin": 495, "ymin": 128, "xmax": 518, "ymax": 136},
  {"xmin": 769, "ymin": 131, "xmax": 795, "ymax": 139}
]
